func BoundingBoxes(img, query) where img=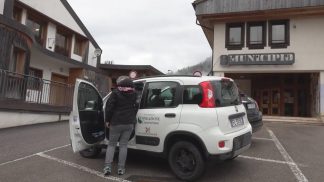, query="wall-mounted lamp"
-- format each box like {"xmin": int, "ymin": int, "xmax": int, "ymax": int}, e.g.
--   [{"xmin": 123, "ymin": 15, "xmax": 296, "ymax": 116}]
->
[
  {"xmin": 93, "ymin": 48, "xmax": 102, "ymax": 59},
  {"xmin": 47, "ymin": 38, "xmax": 55, "ymax": 49}
]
